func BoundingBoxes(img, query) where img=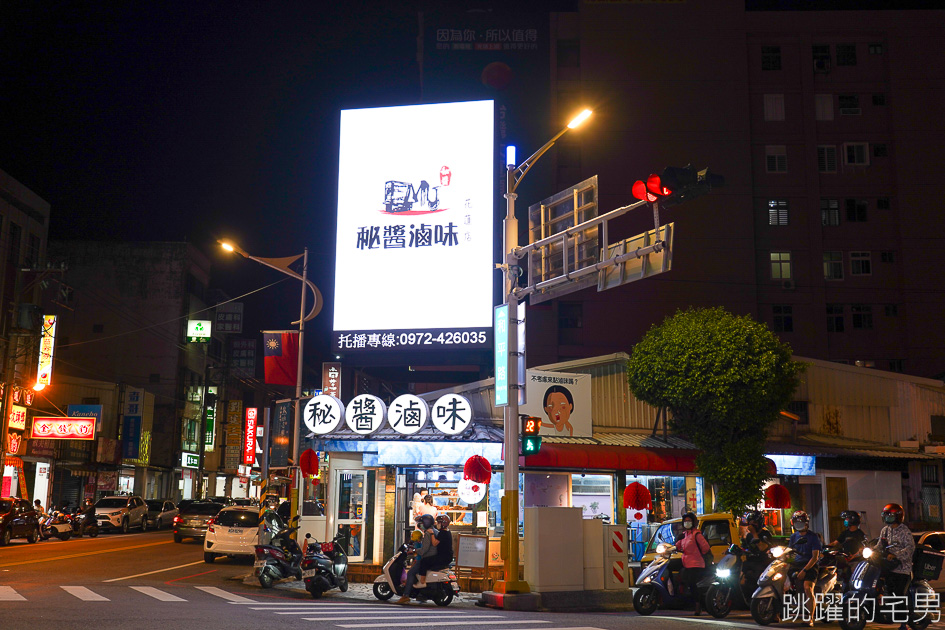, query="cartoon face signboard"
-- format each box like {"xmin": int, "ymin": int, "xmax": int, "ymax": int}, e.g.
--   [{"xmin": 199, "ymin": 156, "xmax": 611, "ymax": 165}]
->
[{"xmin": 519, "ymin": 370, "xmax": 592, "ymax": 438}]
